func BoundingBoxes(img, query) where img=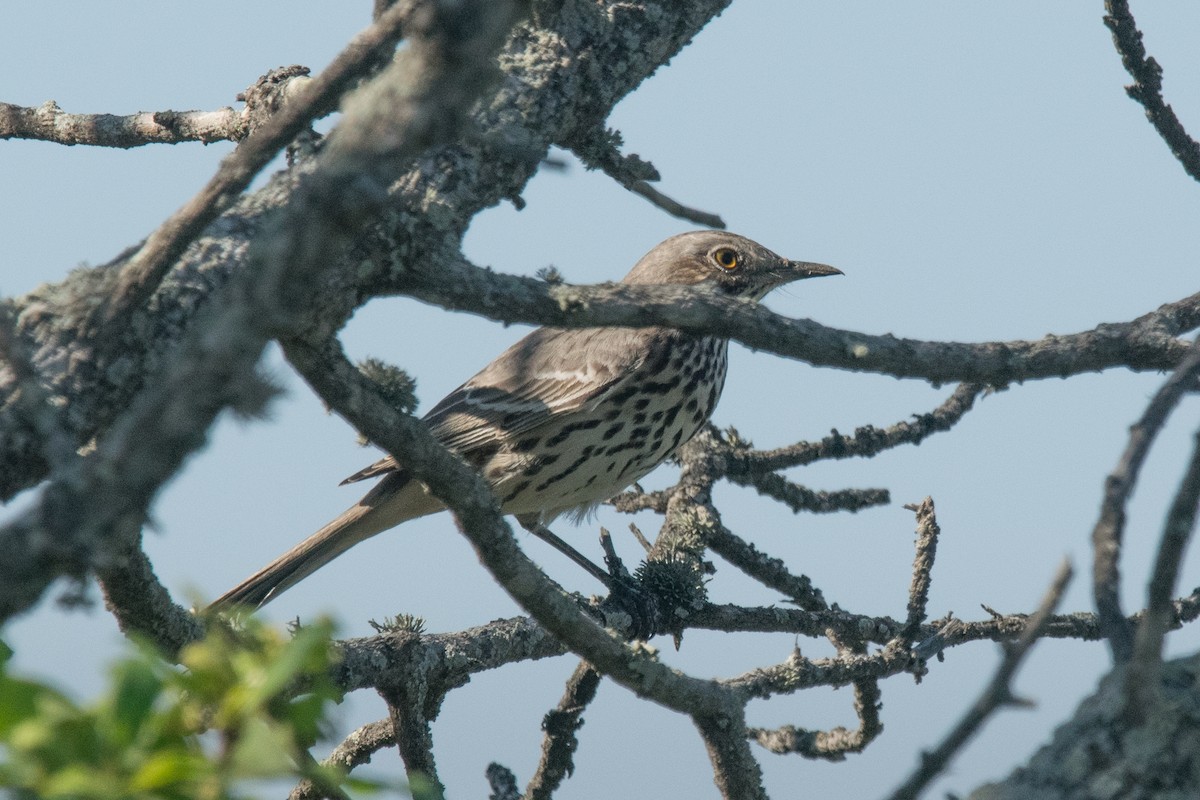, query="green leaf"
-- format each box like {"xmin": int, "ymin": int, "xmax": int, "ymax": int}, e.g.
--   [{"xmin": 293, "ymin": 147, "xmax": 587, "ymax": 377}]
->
[
  {"xmin": 229, "ymin": 719, "xmax": 296, "ymax": 778},
  {"xmin": 0, "ymin": 674, "xmax": 60, "ymax": 736},
  {"xmin": 129, "ymin": 749, "xmax": 208, "ymax": 792},
  {"xmin": 106, "ymin": 659, "xmax": 165, "ymax": 747}
]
